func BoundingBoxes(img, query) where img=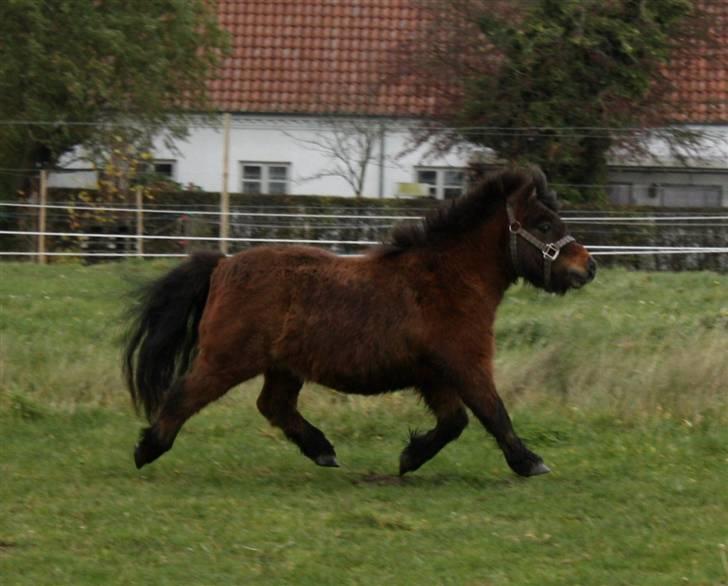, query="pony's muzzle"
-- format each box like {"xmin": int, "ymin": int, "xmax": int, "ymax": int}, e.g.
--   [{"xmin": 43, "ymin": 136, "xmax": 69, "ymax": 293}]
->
[
  {"xmin": 566, "ymin": 256, "xmax": 597, "ymax": 289},
  {"xmin": 587, "ymin": 257, "xmax": 597, "ymax": 281}
]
